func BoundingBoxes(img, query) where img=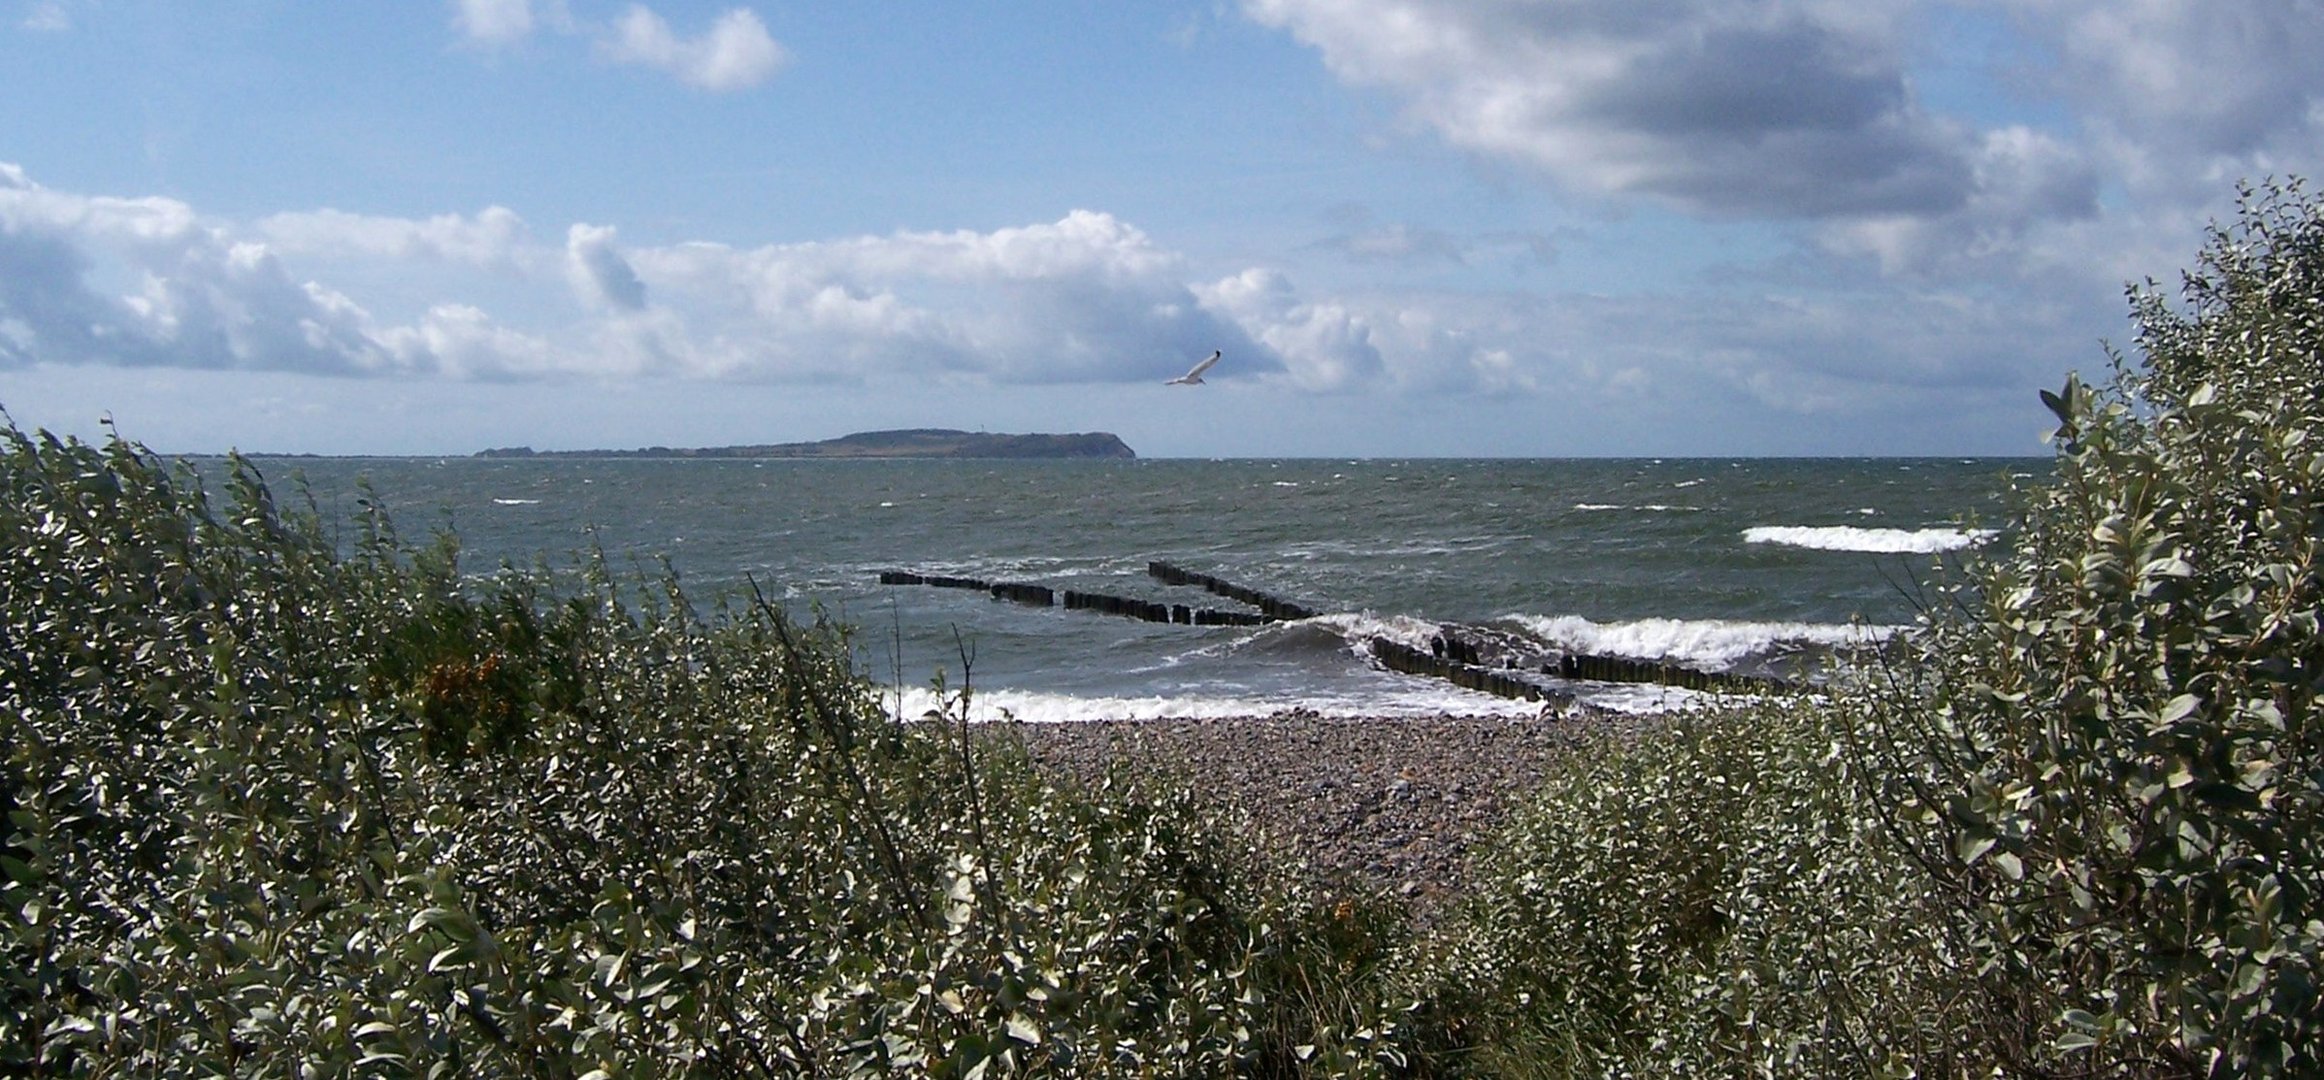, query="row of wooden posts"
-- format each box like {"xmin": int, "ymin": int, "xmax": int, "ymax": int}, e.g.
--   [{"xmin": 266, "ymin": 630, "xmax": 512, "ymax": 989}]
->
[
  {"xmin": 1368, "ymin": 637, "xmax": 1551, "ymax": 703},
  {"xmin": 875, "ymin": 569, "xmax": 1275, "ymax": 627},
  {"xmin": 877, "ymin": 563, "xmax": 1789, "ymax": 700},
  {"xmin": 1555, "ymin": 653, "xmax": 1787, "ymax": 694},
  {"xmin": 1145, "ymin": 561, "xmax": 1319, "ymax": 621}
]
